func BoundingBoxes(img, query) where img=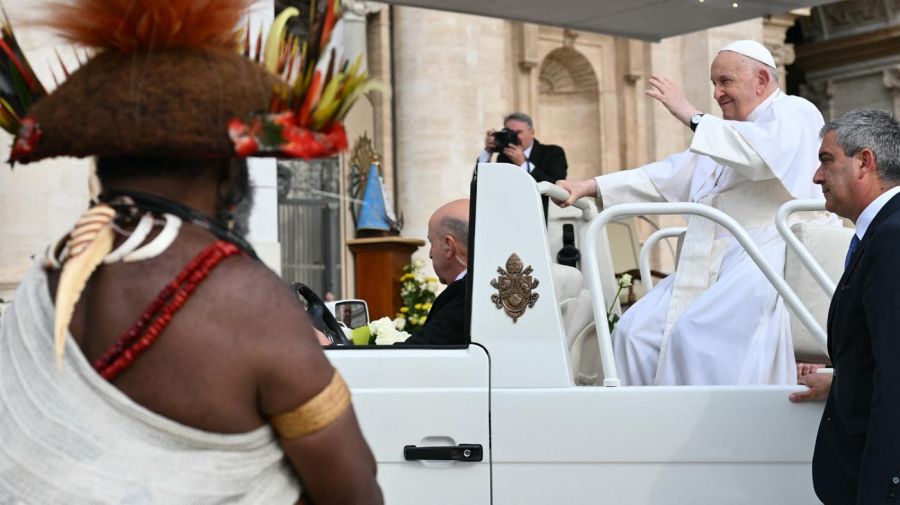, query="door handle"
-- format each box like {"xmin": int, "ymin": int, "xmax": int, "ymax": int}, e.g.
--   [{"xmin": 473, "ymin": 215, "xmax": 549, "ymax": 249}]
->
[{"xmin": 403, "ymin": 444, "xmax": 483, "ymax": 462}]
